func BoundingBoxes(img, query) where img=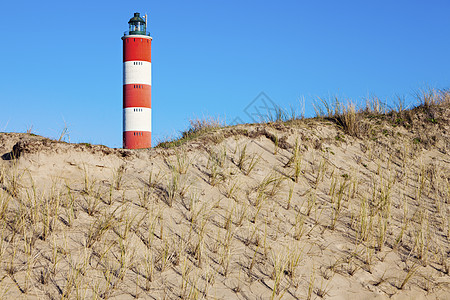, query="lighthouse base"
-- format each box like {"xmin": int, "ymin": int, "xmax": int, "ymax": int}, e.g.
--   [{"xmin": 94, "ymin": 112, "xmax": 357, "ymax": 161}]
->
[{"xmin": 123, "ymin": 131, "xmax": 151, "ymax": 149}]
